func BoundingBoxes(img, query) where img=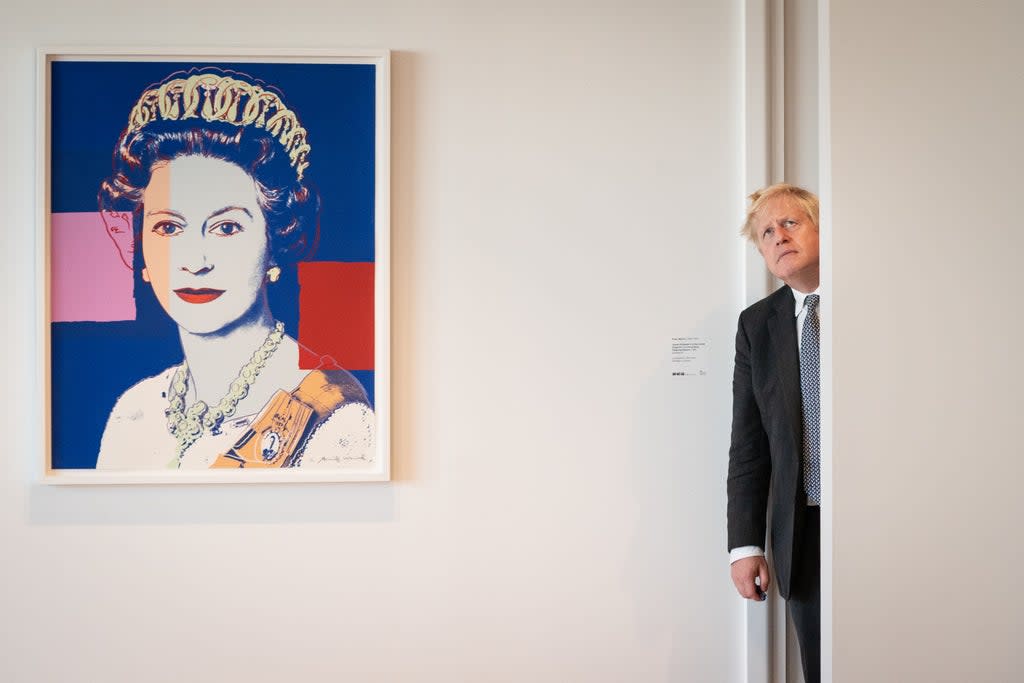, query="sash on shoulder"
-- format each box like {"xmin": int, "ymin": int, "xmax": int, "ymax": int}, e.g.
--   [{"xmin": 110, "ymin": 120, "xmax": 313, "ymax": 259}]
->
[{"xmin": 210, "ymin": 369, "xmax": 368, "ymax": 468}]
